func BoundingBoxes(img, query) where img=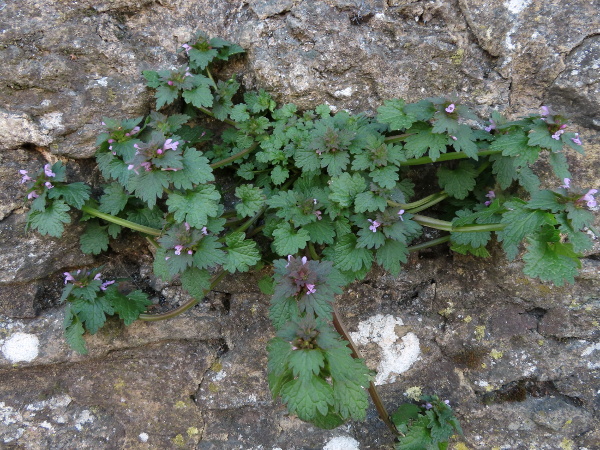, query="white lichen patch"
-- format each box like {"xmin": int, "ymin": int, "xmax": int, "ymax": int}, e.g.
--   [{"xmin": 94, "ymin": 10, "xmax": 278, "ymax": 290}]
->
[
  {"xmin": 1, "ymin": 332, "xmax": 40, "ymax": 363},
  {"xmin": 74, "ymin": 410, "xmax": 94, "ymax": 431},
  {"xmin": 504, "ymin": 0, "xmax": 532, "ymax": 15},
  {"xmin": 323, "ymin": 436, "xmax": 360, "ymax": 450},
  {"xmin": 333, "ymin": 87, "xmax": 353, "ymax": 98},
  {"xmin": 349, "ymin": 314, "xmax": 420, "ymax": 385},
  {"xmin": 139, "ymin": 432, "xmax": 149, "ymax": 442}
]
